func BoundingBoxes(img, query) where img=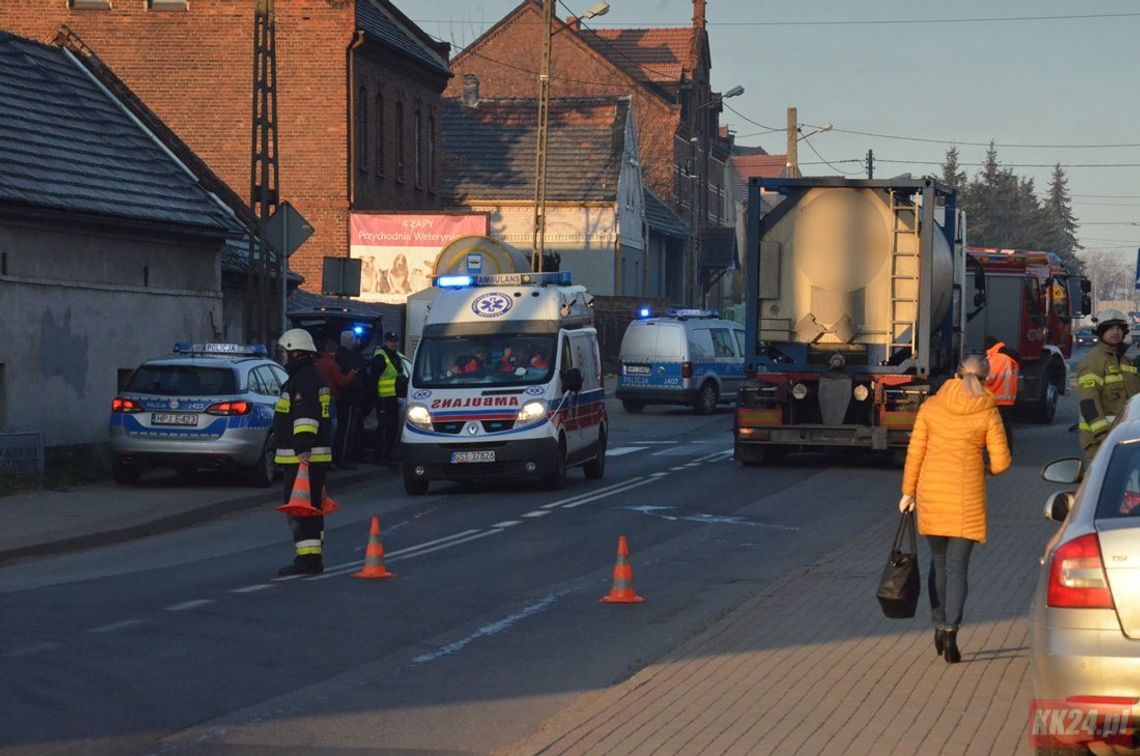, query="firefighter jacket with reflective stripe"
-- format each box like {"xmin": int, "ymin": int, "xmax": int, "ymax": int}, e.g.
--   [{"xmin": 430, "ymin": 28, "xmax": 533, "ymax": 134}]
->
[
  {"xmin": 1076, "ymin": 341, "xmax": 1140, "ymax": 455},
  {"xmin": 274, "ymin": 357, "xmax": 333, "ymax": 464},
  {"xmin": 985, "ymin": 342, "xmax": 1019, "ymax": 406},
  {"xmin": 372, "ymin": 347, "xmax": 400, "ymax": 398}
]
